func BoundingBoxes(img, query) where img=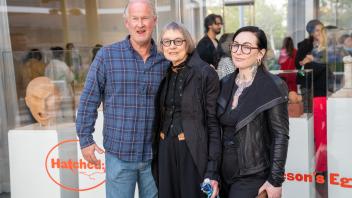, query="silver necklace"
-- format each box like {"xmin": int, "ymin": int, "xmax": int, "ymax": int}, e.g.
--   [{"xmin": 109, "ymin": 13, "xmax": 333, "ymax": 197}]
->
[{"xmin": 231, "ymin": 65, "xmax": 258, "ymax": 109}]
